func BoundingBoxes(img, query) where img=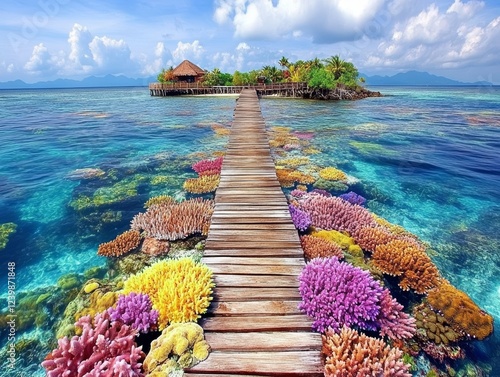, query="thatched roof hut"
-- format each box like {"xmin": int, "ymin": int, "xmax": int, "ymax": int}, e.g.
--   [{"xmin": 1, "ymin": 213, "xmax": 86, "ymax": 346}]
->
[{"xmin": 172, "ymin": 60, "xmax": 205, "ymax": 82}]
